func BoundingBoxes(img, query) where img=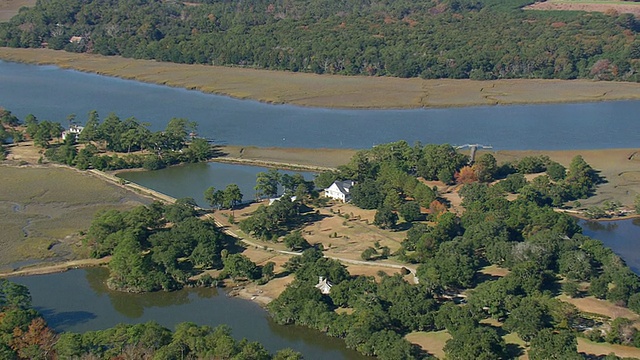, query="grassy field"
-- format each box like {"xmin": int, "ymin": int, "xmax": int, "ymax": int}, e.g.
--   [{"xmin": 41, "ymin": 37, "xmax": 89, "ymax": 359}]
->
[
  {"xmin": 0, "ymin": 0, "xmax": 36, "ymax": 22},
  {"xmin": 1, "ymin": 47, "xmax": 640, "ymax": 109},
  {"xmin": 0, "ymin": 165, "xmax": 149, "ymax": 271},
  {"xmin": 525, "ymin": 0, "xmax": 640, "ymax": 17}
]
